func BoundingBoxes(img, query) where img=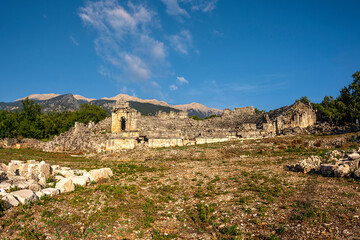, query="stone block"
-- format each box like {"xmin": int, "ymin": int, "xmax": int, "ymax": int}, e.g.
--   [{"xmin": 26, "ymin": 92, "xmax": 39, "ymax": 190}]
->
[
  {"xmin": 39, "ymin": 162, "xmax": 51, "ymax": 178},
  {"xmin": 41, "ymin": 188, "xmax": 60, "ymax": 197},
  {"xmin": 70, "ymin": 176, "xmax": 90, "ymax": 187},
  {"xmin": 55, "ymin": 178, "xmax": 75, "ymax": 193},
  {"xmin": 2, "ymin": 194, "xmax": 19, "ymax": 208},
  {"xmin": 35, "ymin": 191, "xmax": 44, "ymax": 199},
  {"xmin": 354, "ymin": 168, "xmax": 360, "ymax": 179},
  {"xmin": 320, "ymin": 164, "xmax": 336, "ymax": 176},
  {"xmin": 29, "ymin": 183, "xmax": 41, "ymax": 192},
  {"xmin": 0, "ymin": 182, "xmax": 11, "ymax": 191},
  {"xmin": 0, "ymin": 189, "xmax": 6, "ymax": 197},
  {"xmin": 348, "ymin": 153, "xmax": 360, "ymax": 160},
  {"xmin": 87, "ymin": 168, "xmax": 113, "ymax": 183},
  {"xmin": 55, "ymin": 175, "xmax": 65, "ymax": 182},
  {"xmin": 11, "ymin": 189, "xmax": 38, "ymax": 204}
]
